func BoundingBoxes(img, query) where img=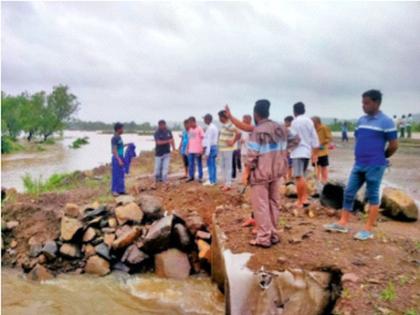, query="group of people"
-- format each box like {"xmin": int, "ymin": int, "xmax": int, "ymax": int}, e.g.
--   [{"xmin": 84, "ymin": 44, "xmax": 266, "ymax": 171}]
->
[
  {"xmin": 111, "ymin": 89, "xmax": 399, "ymax": 247},
  {"xmin": 393, "ymin": 113, "xmax": 414, "ymax": 138}
]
